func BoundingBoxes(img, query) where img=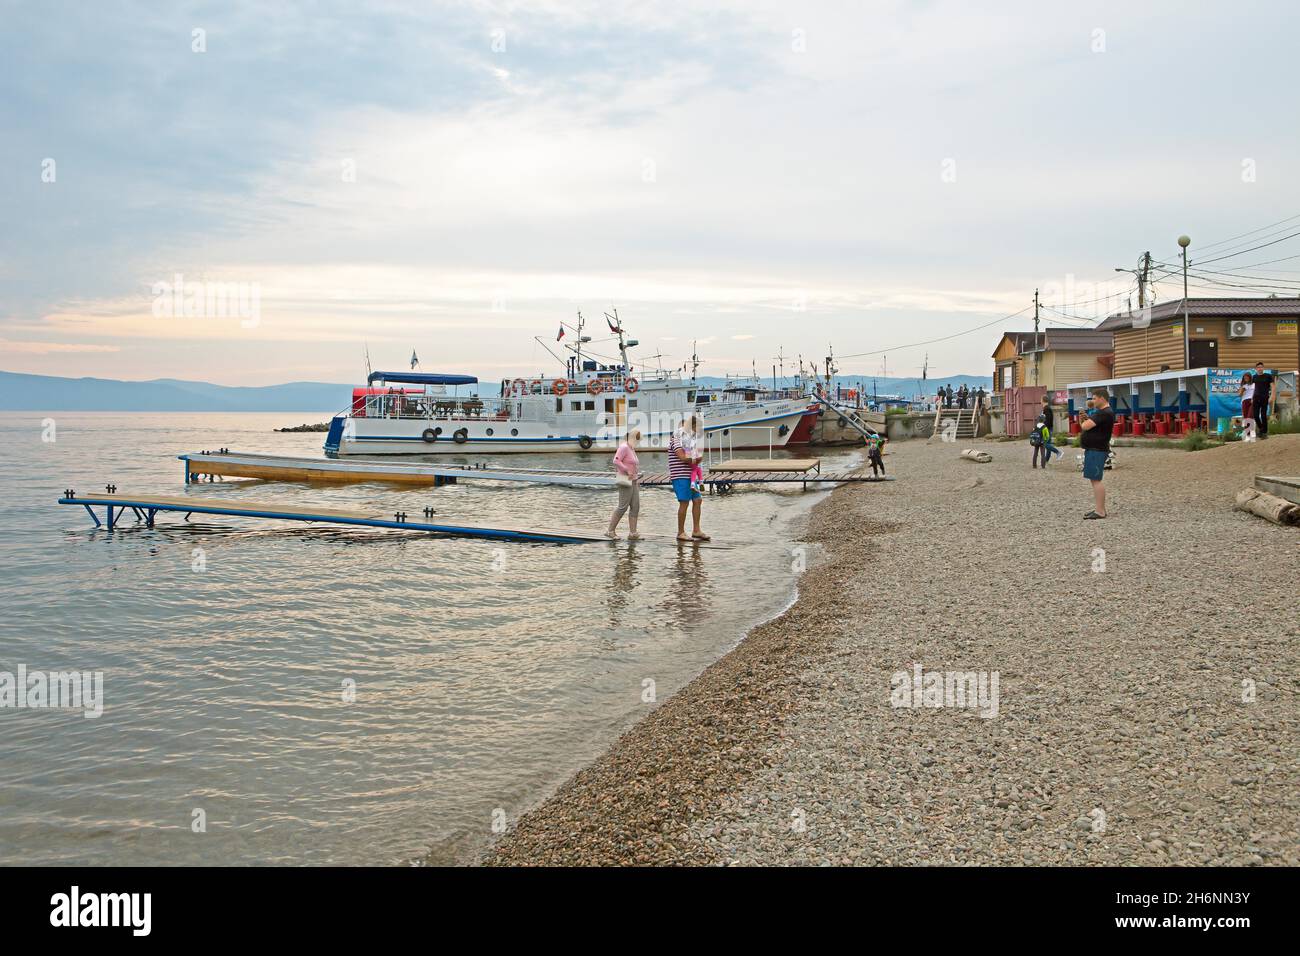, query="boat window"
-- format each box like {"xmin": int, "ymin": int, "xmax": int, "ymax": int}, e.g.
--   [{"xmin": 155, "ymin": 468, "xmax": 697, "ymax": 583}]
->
[
  {"xmin": 571, "ymin": 401, "xmax": 582, "ymax": 411},
  {"xmin": 628, "ymin": 400, "xmax": 638, "ymax": 408},
  {"xmin": 486, "ymin": 428, "xmax": 494, "ymax": 436},
  {"xmin": 687, "ymin": 391, "xmax": 696, "ymax": 403},
  {"xmin": 556, "ymin": 398, "xmax": 563, "ymax": 413},
  {"xmin": 585, "ymin": 400, "xmax": 595, "ymax": 411},
  {"xmin": 604, "ymin": 398, "xmax": 615, "ymax": 412}
]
